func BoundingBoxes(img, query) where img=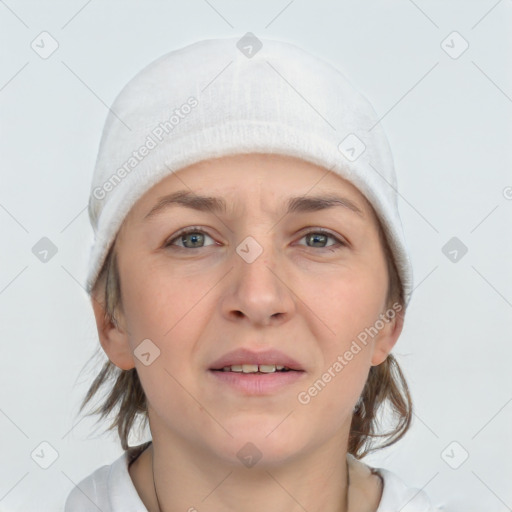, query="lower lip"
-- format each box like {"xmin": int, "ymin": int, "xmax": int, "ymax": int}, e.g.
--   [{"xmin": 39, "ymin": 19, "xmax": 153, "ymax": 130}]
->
[{"xmin": 208, "ymin": 370, "xmax": 305, "ymax": 395}]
